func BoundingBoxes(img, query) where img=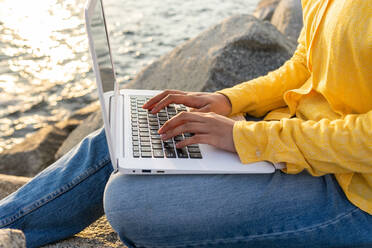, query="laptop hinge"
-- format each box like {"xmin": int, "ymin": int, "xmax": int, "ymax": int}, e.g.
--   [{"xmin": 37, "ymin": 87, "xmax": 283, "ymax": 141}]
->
[{"xmin": 113, "ymin": 159, "xmax": 119, "ymax": 174}]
